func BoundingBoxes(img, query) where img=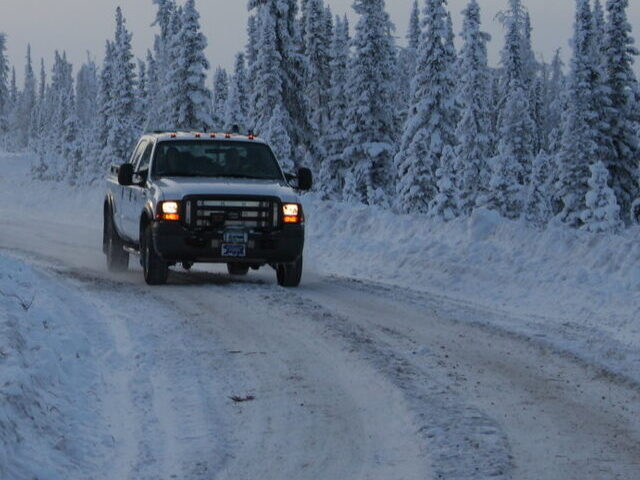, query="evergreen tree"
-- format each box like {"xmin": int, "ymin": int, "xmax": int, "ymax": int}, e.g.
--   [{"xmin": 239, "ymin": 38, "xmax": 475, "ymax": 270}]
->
[
  {"xmin": 105, "ymin": 7, "xmax": 138, "ymax": 162},
  {"xmin": 248, "ymin": 0, "xmax": 312, "ymax": 159},
  {"xmin": 320, "ymin": 15, "xmax": 350, "ymax": 198},
  {"xmin": 395, "ymin": 0, "xmax": 457, "ymax": 214},
  {"xmin": 487, "ymin": 0, "xmax": 535, "ymax": 218},
  {"xmin": 0, "ymin": 34, "xmax": 9, "ymax": 142},
  {"xmin": 429, "ymin": 146, "xmax": 458, "ymax": 220},
  {"xmin": 304, "ymin": 0, "xmax": 331, "ymax": 143},
  {"xmin": 95, "ymin": 40, "xmax": 115, "ymax": 170},
  {"xmin": 521, "ymin": 11, "xmax": 537, "ymax": 87},
  {"xmin": 580, "ymin": 161, "xmax": 623, "ymax": 232},
  {"xmin": 245, "ymin": 14, "xmax": 260, "ymax": 101},
  {"xmin": 266, "ymin": 103, "xmax": 294, "ymax": 172},
  {"xmin": 343, "ymin": 0, "xmax": 397, "ymax": 206},
  {"xmin": 251, "ymin": 5, "xmax": 284, "ymax": 136},
  {"xmin": 603, "ymin": 0, "xmax": 639, "ymax": 222},
  {"xmin": 396, "ymin": 0, "xmax": 421, "ymax": 124},
  {"xmin": 147, "ymin": 0, "xmax": 176, "ymax": 127},
  {"xmin": 224, "ymin": 53, "xmax": 249, "ymax": 132},
  {"xmin": 15, "ymin": 45, "xmax": 36, "ymax": 149},
  {"xmin": 556, "ymin": 0, "xmax": 604, "ymax": 226},
  {"xmin": 455, "ymin": 0, "xmax": 492, "ymax": 213},
  {"xmin": 212, "ymin": 67, "xmax": 229, "ymax": 130},
  {"xmin": 136, "ymin": 58, "xmax": 148, "ymax": 126},
  {"xmin": 545, "ymin": 49, "xmax": 565, "ymax": 153},
  {"xmin": 76, "ymin": 54, "xmax": 99, "ymax": 127},
  {"xmin": 164, "ymin": 0, "xmax": 211, "ymax": 130},
  {"xmin": 524, "ymin": 151, "xmax": 554, "ymax": 227},
  {"xmin": 592, "ymin": 0, "xmax": 607, "ymax": 67}
]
